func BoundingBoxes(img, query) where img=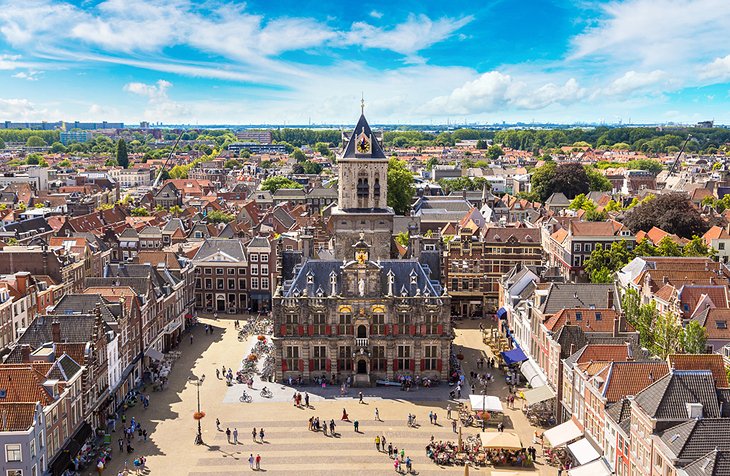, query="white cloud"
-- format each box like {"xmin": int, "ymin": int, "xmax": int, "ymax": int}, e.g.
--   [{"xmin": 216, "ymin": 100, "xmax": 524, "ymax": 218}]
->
[
  {"xmin": 123, "ymin": 79, "xmax": 190, "ymax": 121},
  {"xmin": 12, "ymin": 70, "xmax": 42, "ymax": 81},
  {"xmin": 344, "ymin": 14, "xmax": 473, "ymax": 57},
  {"xmin": 600, "ymin": 70, "xmax": 667, "ymax": 96},
  {"xmin": 422, "ymin": 71, "xmax": 585, "ymax": 115},
  {"xmin": 370, "ymin": 10, "xmax": 383, "ymax": 19},
  {"xmin": 0, "ymin": 98, "xmax": 56, "ymax": 120},
  {"xmin": 571, "ymin": 0, "xmax": 730, "ymax": 68},
  {"xmin": 701, "ymin": 55, "xmax": 730, "ymax": 81}
]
